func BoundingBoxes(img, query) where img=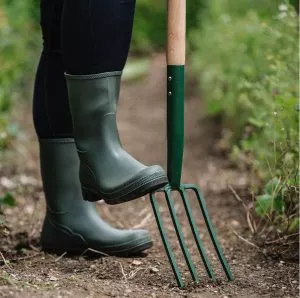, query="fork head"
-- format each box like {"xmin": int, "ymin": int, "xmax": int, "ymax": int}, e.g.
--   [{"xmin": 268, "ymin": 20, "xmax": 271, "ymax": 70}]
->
[{"xmin": 150, "ymin": 183, "xmax": 233, "ymax": 287}]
